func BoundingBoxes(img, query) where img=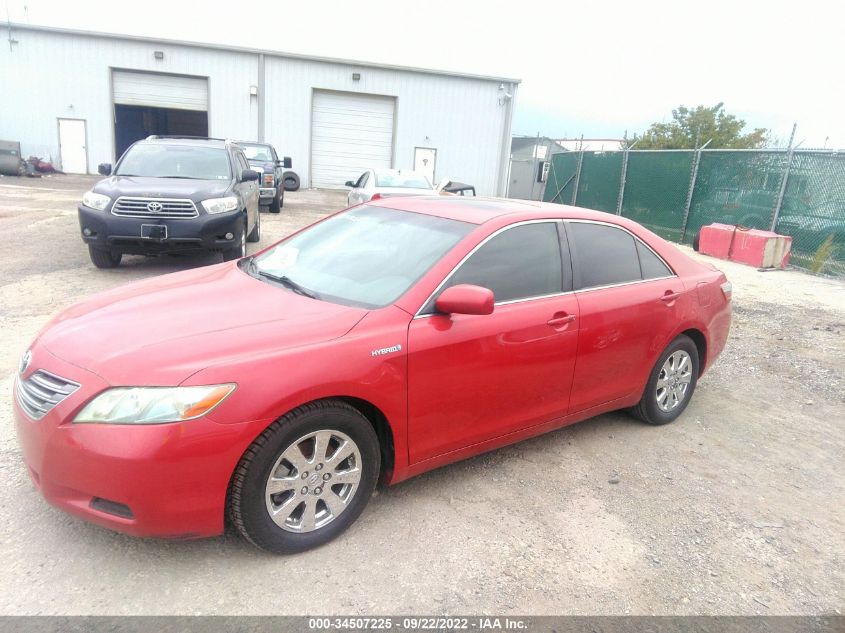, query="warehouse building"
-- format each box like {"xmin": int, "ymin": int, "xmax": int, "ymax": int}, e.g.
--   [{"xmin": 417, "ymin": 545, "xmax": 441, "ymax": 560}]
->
[{"xmin": 1, "ymin": 24, "xmax": 519, "ymax": 195}]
